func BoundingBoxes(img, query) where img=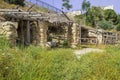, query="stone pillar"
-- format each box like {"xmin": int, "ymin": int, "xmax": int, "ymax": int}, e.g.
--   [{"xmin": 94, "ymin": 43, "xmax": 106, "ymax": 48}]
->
[
  {"xmin": 0, "ymin": 21, "xmax": 18, "ymax": 47},
  {"xmin": 38, "ymin": 21, "xmax": 48, "ymax": 48},
  {"xmin": 71, "ymin": 23, "xmax": 80, "ymax": 48},
  {"xmin": 97, "ymin": 32, "xmax": 103, "ymax": 44},
  {"xmin": 64, "ymin": 25, "xmax": 68, "ymax": 40}
]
